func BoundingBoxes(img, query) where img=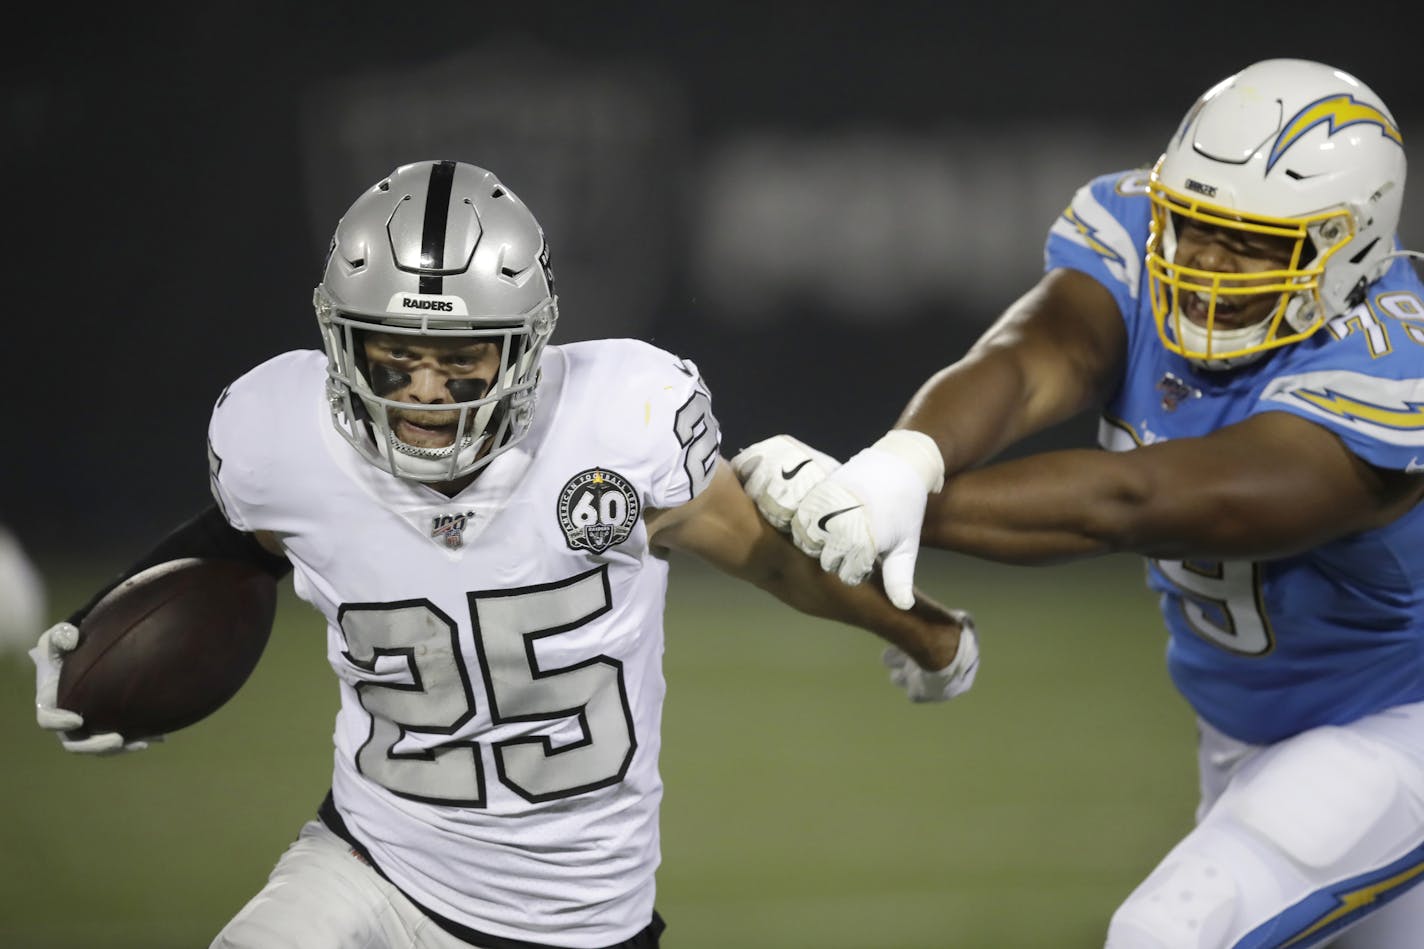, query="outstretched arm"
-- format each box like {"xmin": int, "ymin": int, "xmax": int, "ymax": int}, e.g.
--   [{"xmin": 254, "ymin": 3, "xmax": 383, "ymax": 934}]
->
[
  {"xmin": 926, "ymin": 411, "xmax": 1424, "ymax": 564},
  {"xmin": 646, "ymin": 459, "xmax": 975, "ymax": 686},
  {"xmin": 899, "ymin": 267, "xmax": 1128, "ymax": 473},
  {"xmin": 739, "ymin": 268, "xmax": 1128, "ymax": 607}
]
